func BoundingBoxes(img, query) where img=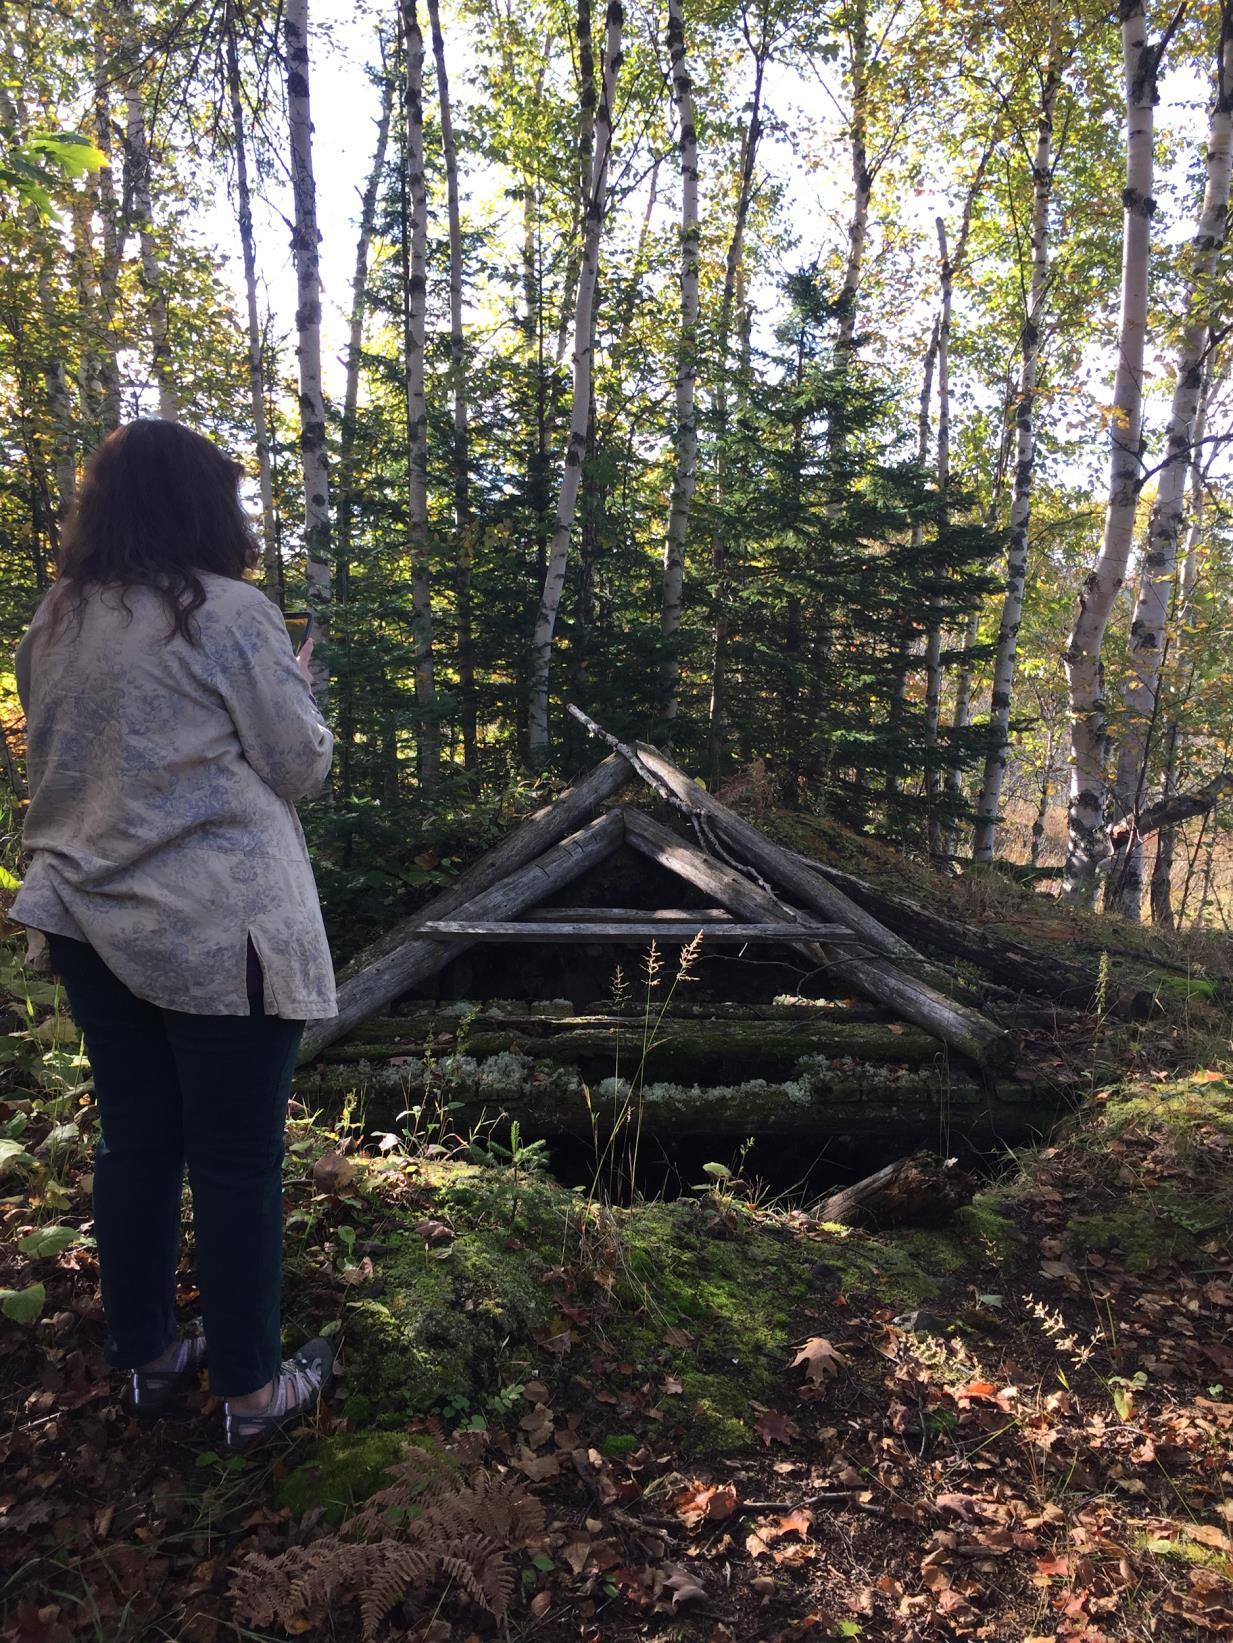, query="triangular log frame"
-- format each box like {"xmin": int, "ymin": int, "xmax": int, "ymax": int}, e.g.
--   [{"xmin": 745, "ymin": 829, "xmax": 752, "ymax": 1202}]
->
[{"xmin": 299, "ymin": 733, "xmax": 1013, "ymax": 1068}]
